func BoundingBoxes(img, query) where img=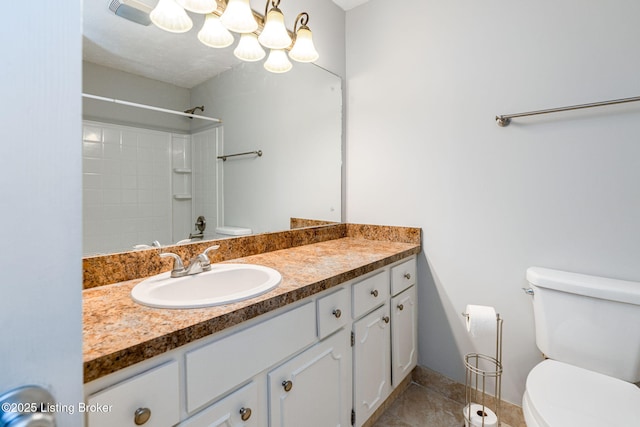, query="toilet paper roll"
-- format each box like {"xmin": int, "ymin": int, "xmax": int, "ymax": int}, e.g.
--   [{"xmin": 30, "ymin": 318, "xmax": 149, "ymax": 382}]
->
[
  {"xmin": 465, "ymin": 305, "xmax": 497, "ymax": 338},
  {"xmin": 463, "ymin": 403, "xmax": 498, "ymax": 427}
]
